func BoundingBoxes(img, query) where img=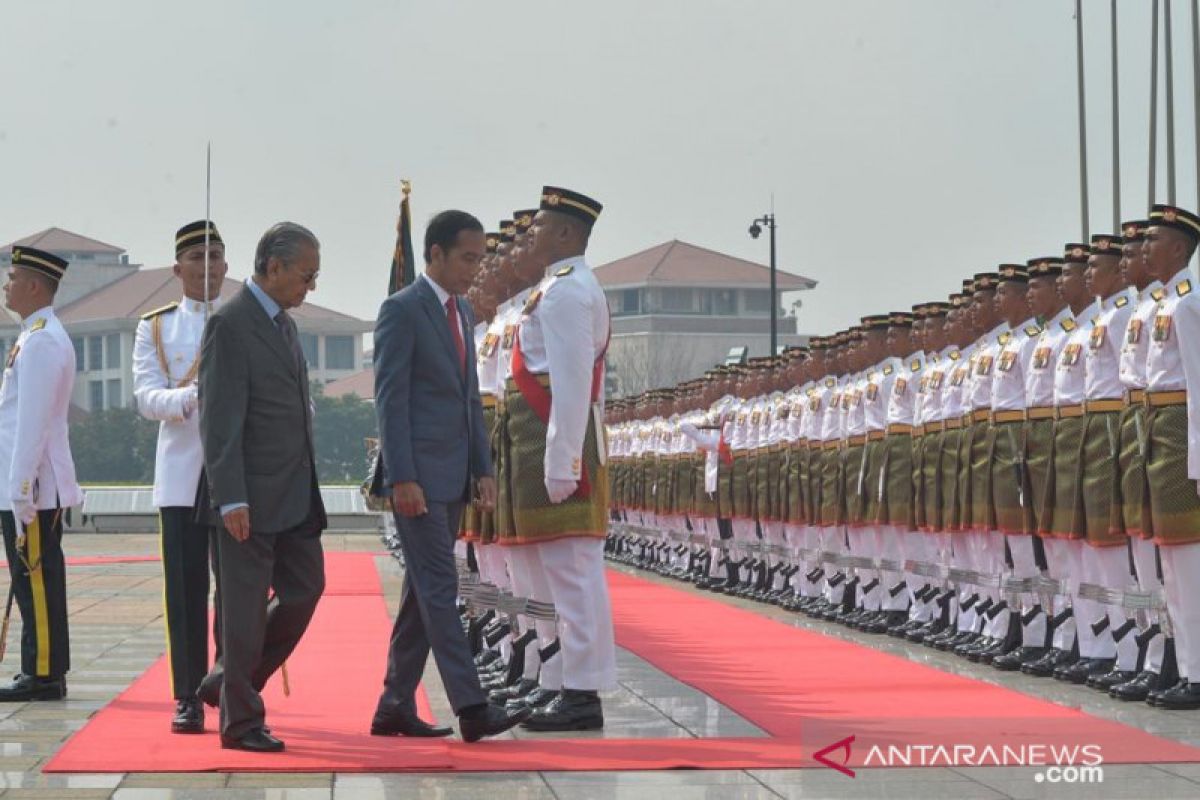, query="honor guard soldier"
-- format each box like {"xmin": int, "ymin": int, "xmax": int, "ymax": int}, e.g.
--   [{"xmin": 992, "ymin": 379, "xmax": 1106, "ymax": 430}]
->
[
  {"xmin": 132, "ymin": 221, "xmax": 228, "ymax": 731},
  {"xmin": 1111, "ymin": 220, "xmax": 1172, "ymax": 701},
  {"xmin": 508, "ymin": 186, "xmax": 614, "ymax": 731},
  {"xmin": 1140, "ymin": 204, "xmax": 1200, "ymax": 709},
  {"xmin": 0, "ymin": 246, "xmax": 83, "ymax": 702}
]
